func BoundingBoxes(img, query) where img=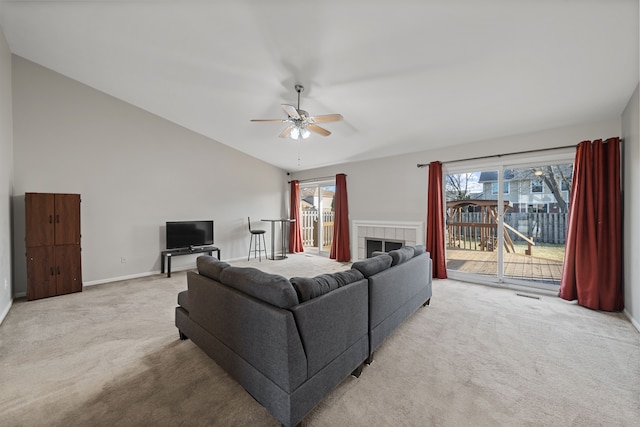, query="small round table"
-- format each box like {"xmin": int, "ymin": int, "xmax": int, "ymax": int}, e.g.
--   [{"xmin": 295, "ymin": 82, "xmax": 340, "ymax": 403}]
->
[{"xmin": 261, "ymin": 218, "xmax": 295, "ymax": 260}]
